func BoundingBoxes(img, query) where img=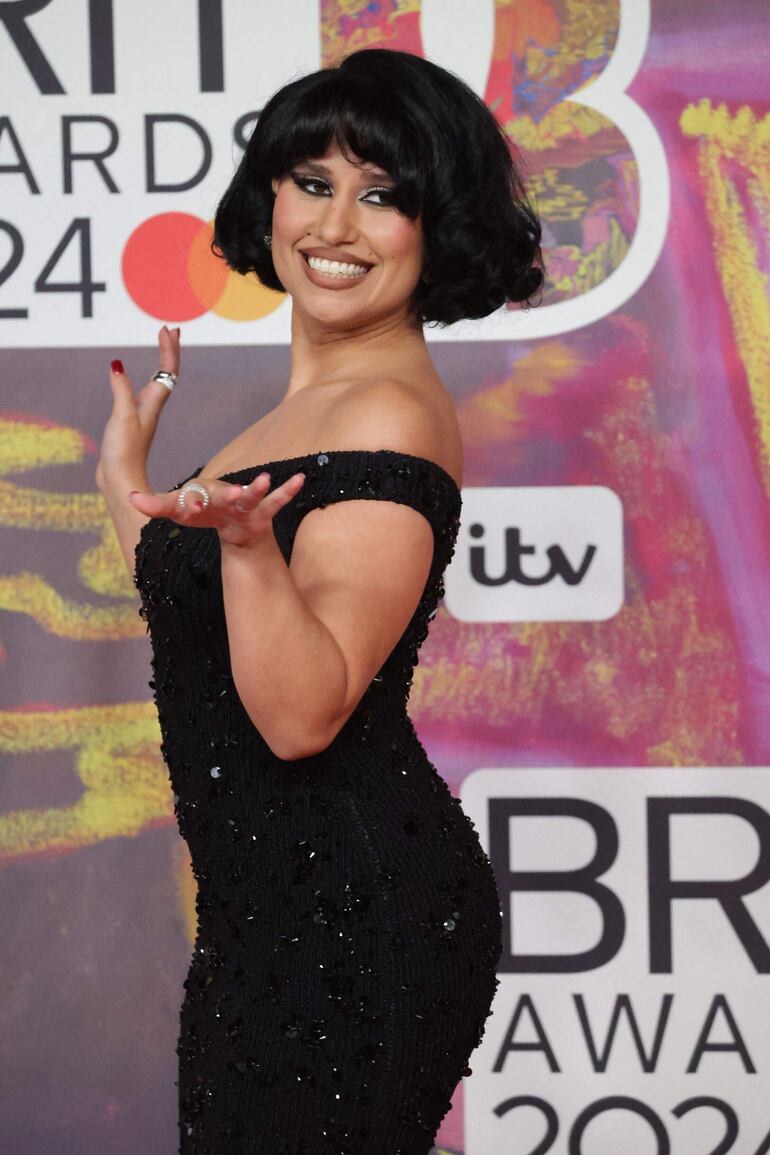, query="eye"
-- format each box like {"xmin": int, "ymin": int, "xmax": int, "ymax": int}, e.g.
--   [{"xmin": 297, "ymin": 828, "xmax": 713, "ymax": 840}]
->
[
  {"xmin": 362, "ymin": 187, "xmax": 396, "ymax": 207},
  {"xmin": 291, "ymin": 174, "xmax": 330, "ymax": 196}
]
